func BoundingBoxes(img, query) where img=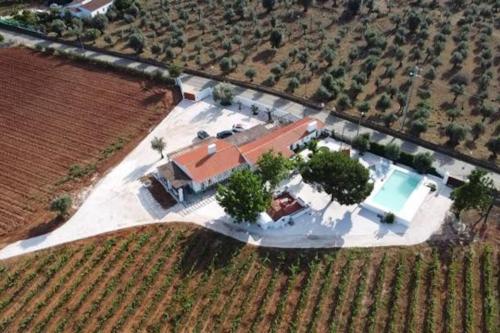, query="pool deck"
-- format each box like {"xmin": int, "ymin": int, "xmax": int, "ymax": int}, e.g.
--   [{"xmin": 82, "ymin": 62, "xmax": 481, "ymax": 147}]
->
[{"xmin": 363, "ymin": 166, "xmax": 431, "ymax": 226}]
